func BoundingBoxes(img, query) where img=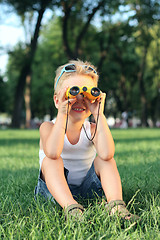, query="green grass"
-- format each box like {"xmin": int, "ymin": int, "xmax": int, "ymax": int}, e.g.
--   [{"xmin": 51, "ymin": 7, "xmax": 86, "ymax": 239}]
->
[{"xmin": 0, "ymin": 128, "xmax": 160, "ymax": 239}]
